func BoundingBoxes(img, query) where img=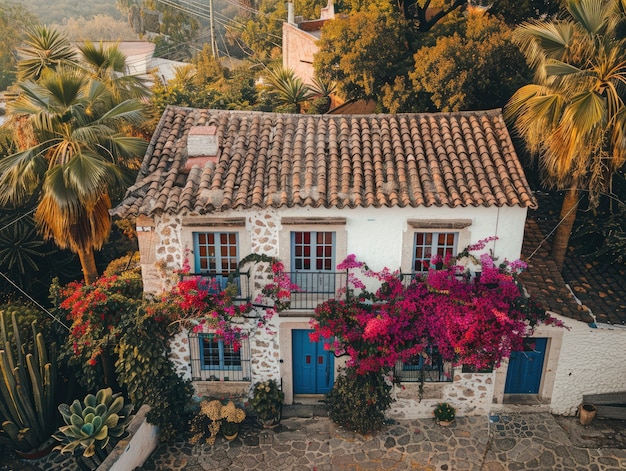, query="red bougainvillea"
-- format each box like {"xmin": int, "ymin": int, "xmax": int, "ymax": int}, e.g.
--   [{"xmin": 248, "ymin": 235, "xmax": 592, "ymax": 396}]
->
[{"xmin": 310, "ymin": 241, "xmax": 563, "ymax": 376}]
